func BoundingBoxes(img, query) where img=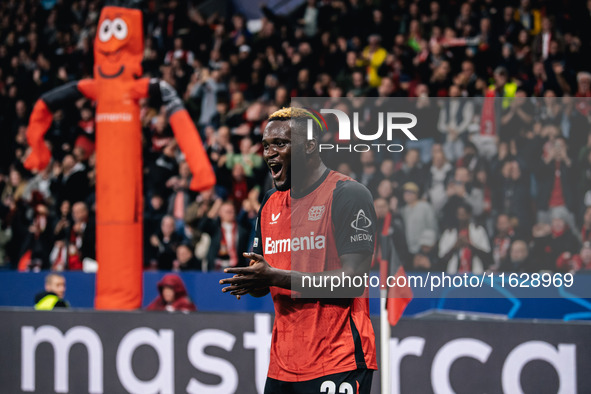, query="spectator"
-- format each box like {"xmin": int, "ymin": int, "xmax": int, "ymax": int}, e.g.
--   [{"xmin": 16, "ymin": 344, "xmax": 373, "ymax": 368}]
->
[
  {"xmin": 401, "ymin": 182, "xmax": 438, "ymax": 255},
  {"xmin": 438, "ymin": 202, "xmax": 492, "ymax": 274},
  {"xmin": 357, "ymin": 35, "xmax": 387, "ymax": 88},
  {"xmin": 148, "ymin": 215, "xmax": 182, "ymax": 271},
  {"xmin": 437, "ymin": 85, "xmax": 475, "ymax": 162},
  {"xmin": 515, "ymin": 0, "xmax": 542, "ymax": 36},
  {"xmin": 1, "ymin": 167, "xmax": 27, "ymax": 203},
  {"xmin": 149, "ymin": 114, "xmax": 174, "ymax": 156},
  {"xmin": 373, "ymin": 197, "xmax": 410, "ymax": 272},
  {"xmin": 536, "ymin": 137, "xmax": 575, "ymax": 222},
  {"xmin": 393, "ymin": 149, "xmax": 424, "ymax": 193},
  {"xmin": 34, "ymin": 272, "xmax": 69, "ymax": 310},
  {"xmin": 425, "ymin": 144, "xmax": 453, "ymax": 212},
  {"xmin": 407, "ymin": 84, "xmax": 438, "ymax": 163},
  {"xmin": 50, "ymin": 153, "xmax": 89, "ymax": 205},
  {"xmin": 145, "ymin": 273, "xmax": 196, "ymax": 312},
  {"xmin": 556, "ymin": 241, "xmax": 591, "ymax": 272},
  {"xmin": 440, "ymin": 166, "xmax": 484, "ymax": 228},
  {"xmin": 487, "ymin": 66, "xmax": 517, "ymax": 109},
  {"xmin": 358, "ymin": 151, "xmax": 382, "ymax": 196},
  {"xmin": 147, "ymin": 141, "xmax": 179, "ymax": 199},
  {"xmin": 457, "ymin": 60, "xmax": 480, "ymax": 97},
  {"xmin": 500, "ymin": 90, "xmax": 533, "ymax": 143},
  {"xmin": 472, "ymin": 165, "xmax": 493, "ymax": 230},
  {"xmin": 64, "ymin": 201, "xmax": 95, "ymax": 271},
  {"xmin": 514, "ymin": 29, "xmax": 533, "ymax": 68},
  {"xmin": 532, "ymin": 17, "xmax": 563, "ymax": 63},
  {"xmin": 498, "ymin": 6, "xmax": 522, "ymax": 45},
  {"xmin": 500, "ymin": 239, "xmax": 535, "ymax": 272},
  {"xmin": 580, "ymin": 206, "xmax": 591, "ymax": 243},
  {"xmin": 575, "ymin": 71, "xmax": 591, "ymax": 98},
  {"xmin": 530, "ymin": 207, "xmax": 580, "ymax": 271},
  {"xmin": 0, "ymin": 213, "xmax": 11, "ymax": 268},
  {"xmin": 172, "ymin": 242, "xmax": 201, "ymax": 271},
  {"xmin": 223, "ymin": 137, "xmax": 264, "ymax": 180},
  {"xmin": 20, "ymin": 203, "xmax": 53, "ymax": 271},
  {"xmin": 493, "ymin": 160, "xmax": 531, "ymax": 234},
  {"xmin": 199, "ymin": 200, "xmax": 251, "ymax": 271},
  {"xmin": 412, "ymin": 229, "xmax": 438, "ymax": 271},
  {"xmin": 189, "ymin": 67, "xmax": 228, "ymax": 129},
  {"xmin": 376, "ymin": 179, "xmax": 394, "ymax": 201},
  {"xmin": 23, "ymin": 165, "xmax": 53, "ymax": 203},
  {"xmin": 491, "ymin": 214, "xmax": 516, "ymax": 271},
  {"xmin": 164, "ymin": 36, "xmax": 195, "ymax": 67},
  {"xmin": 166, "ymin": 160, "xmax": 193, "ymax": 236}
]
